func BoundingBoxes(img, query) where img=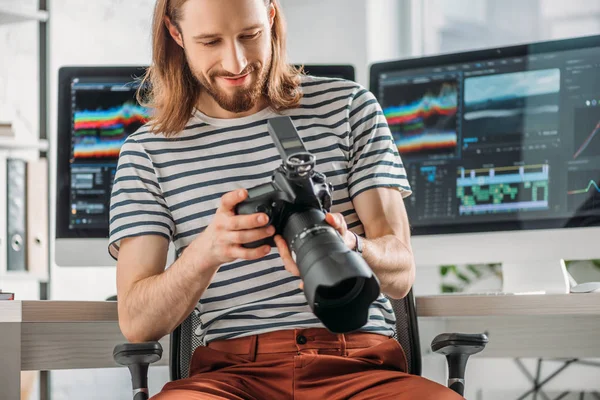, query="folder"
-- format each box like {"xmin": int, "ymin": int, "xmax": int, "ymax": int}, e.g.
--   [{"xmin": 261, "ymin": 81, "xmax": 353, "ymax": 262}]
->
[
  {"xmin": 27, "ymin": 158, "xmax": 48, "ymax": 281},
  {"xmin": 6, "ymin": 158, "xmax": 27, "ymax": 272}
]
